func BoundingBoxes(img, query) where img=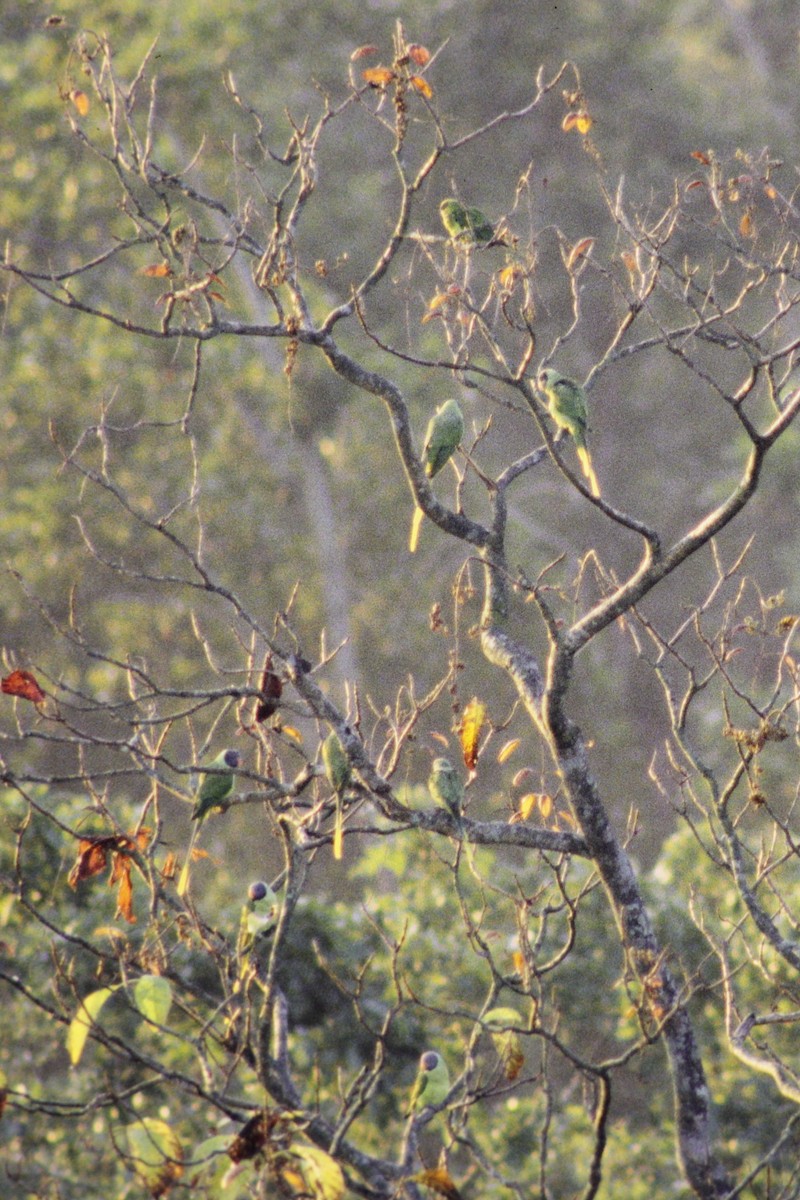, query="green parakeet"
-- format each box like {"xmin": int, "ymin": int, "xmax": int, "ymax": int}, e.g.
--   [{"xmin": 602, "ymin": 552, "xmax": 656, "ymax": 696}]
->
[
  {"xmin": 407, "ymin": 1050, "xmax": 451, "ymax": 1116},
  {"xmin": 409, "ymin": 398, "xmax": 465, "ymax": 552},
  {"xmin": 322, "ymin": 731, "xmax": 351, "ymax": 861},
  {"xmin": 191, "ymin": 748, "xmax": 241, "ymax": 821},
  {"xmin": 439, "ymin": 198, "xmax": 506, "ymax": 246},
  {"xmin": 537, "ymin": 368, "xmax": 601, "ymax": 498},
  {"xmin": 238, "ymin": 880, "xmax": 279, "ymax": 977},
  {"xmin": 428, "ymin": 756, "xmax": 464, "ymax": 820},
  {"xmin": 177, "ymin": 748, "xmax": 241, "ymax": 897}
]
